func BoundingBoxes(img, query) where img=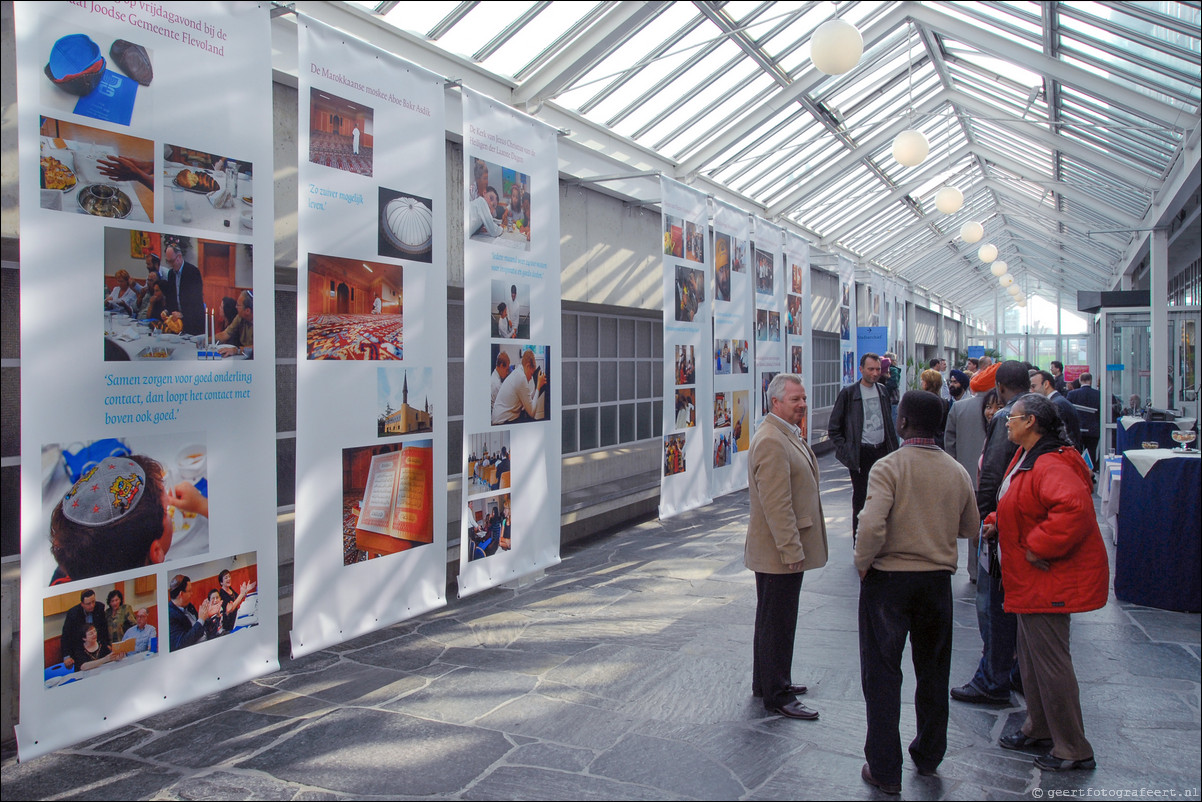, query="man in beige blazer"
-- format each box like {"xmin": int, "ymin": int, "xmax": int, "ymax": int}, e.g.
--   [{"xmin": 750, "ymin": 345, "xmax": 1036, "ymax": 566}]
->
[{"xmin": 746, "ymin": 373, "xmax": 829, "ymax": 720}]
